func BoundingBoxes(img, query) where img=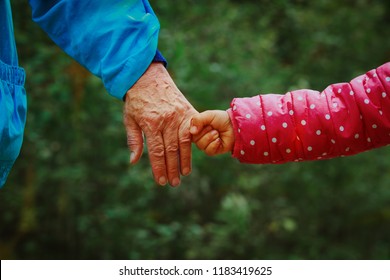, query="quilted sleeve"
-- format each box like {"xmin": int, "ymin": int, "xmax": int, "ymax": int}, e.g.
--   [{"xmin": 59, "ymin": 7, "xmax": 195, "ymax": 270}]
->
[{"xmin": 229, "ymin": 62, "xmax": 390, "ymax": 164}]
